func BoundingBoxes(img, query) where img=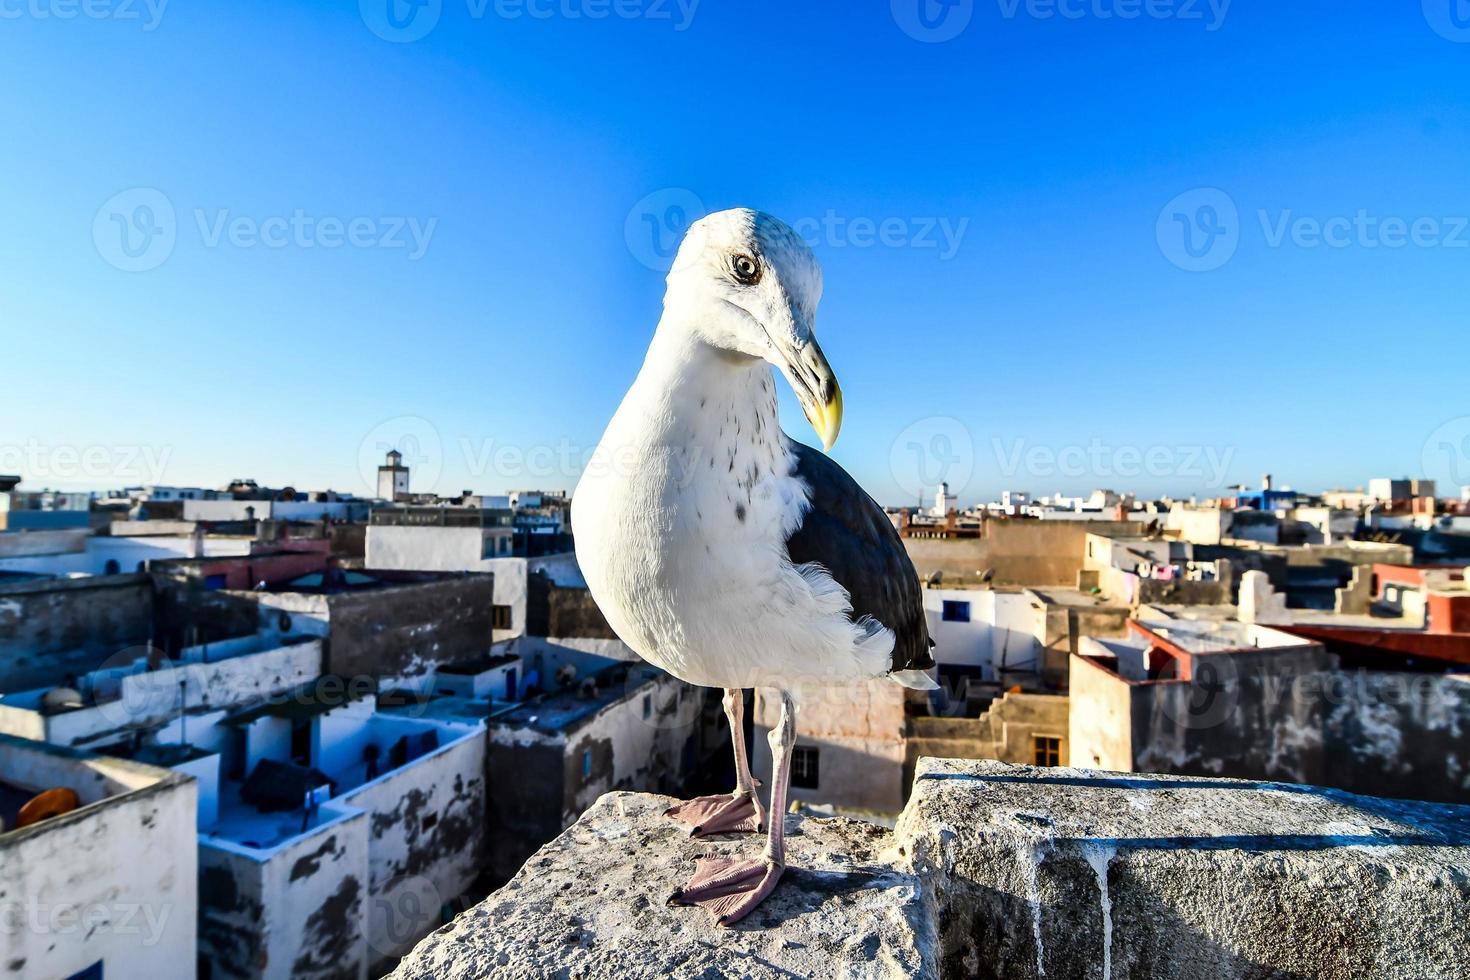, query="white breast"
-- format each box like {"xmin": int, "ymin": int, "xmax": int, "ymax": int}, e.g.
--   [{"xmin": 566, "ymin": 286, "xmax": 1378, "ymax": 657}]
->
[{"xmin": 573, "ymin": 336, "xmax": 893, "ymax": 692}]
